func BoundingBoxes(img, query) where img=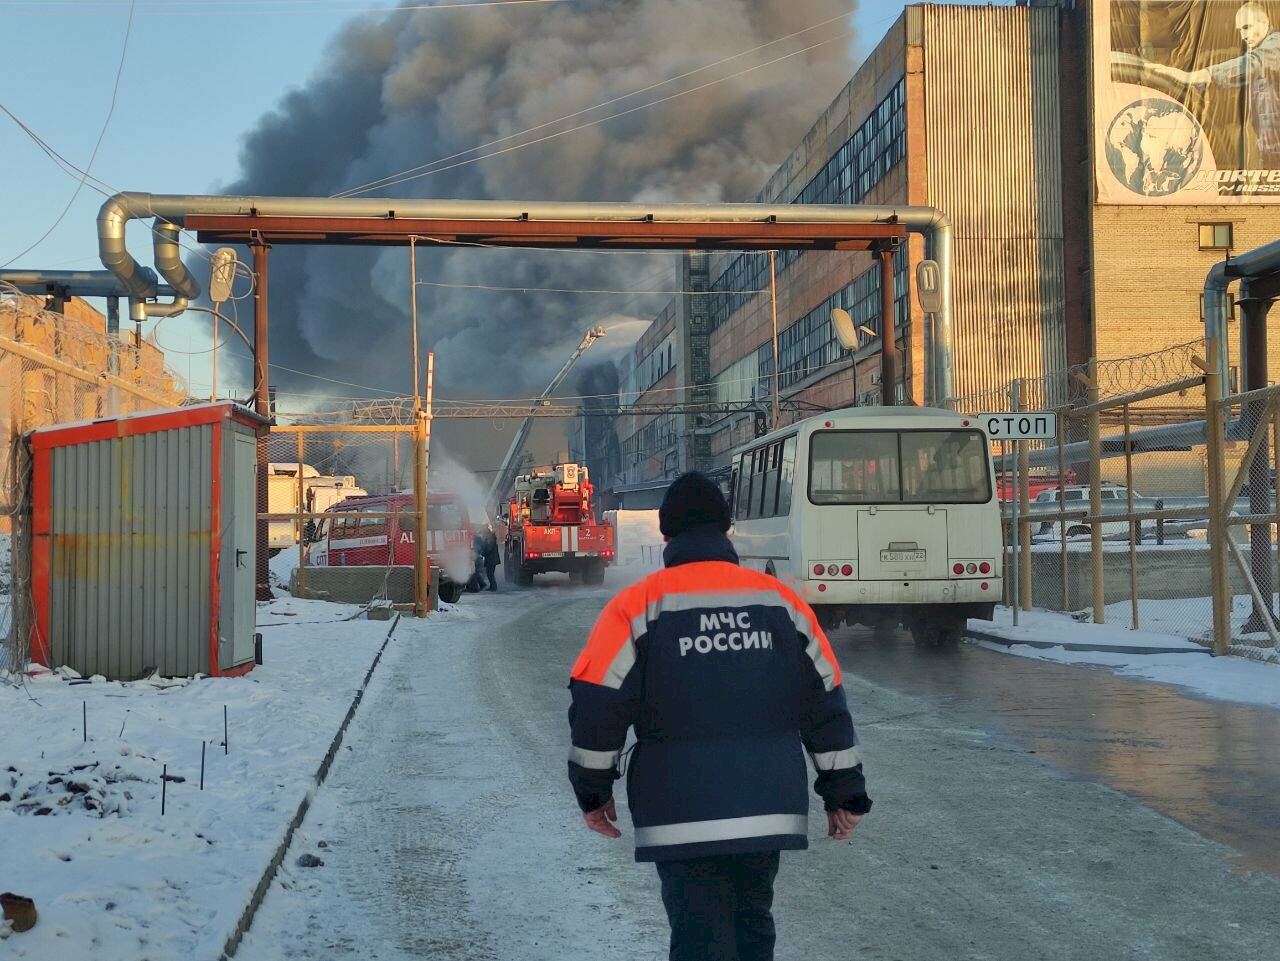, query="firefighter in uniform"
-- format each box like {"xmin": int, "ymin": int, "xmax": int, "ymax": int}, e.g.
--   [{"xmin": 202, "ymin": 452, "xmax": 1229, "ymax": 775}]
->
[{"xmin": 567, "ymin": 473, "xmax": 870, "ymax": 961}]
